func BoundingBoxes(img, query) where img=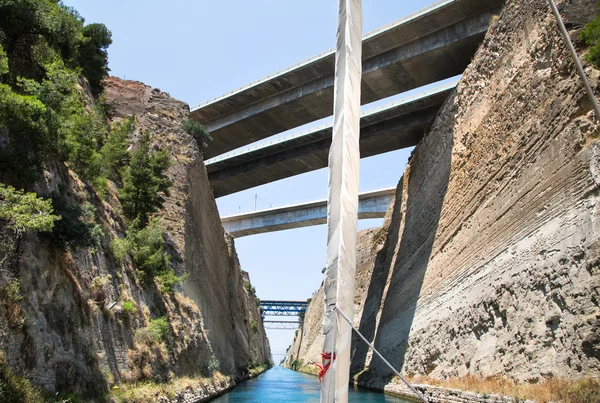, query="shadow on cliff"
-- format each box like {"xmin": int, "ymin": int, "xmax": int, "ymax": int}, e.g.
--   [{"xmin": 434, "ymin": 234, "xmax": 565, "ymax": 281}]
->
[{"xmin": 352, "ymin": 93, "xmax": 455, "ymax": 382}]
